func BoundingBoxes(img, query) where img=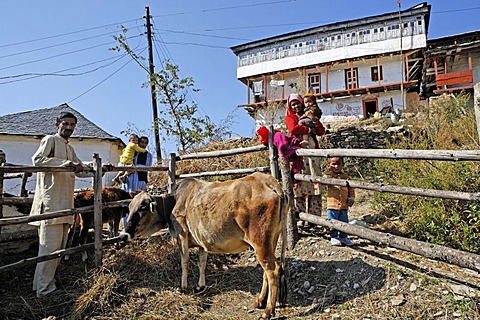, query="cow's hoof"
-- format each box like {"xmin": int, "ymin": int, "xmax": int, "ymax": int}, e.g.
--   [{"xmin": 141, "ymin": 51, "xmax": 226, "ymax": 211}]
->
[
  {"xmin": 193, "ymin": 286, "xmax": 206, "ymax": 294},
  {"xmin": 253, "ymin": 298, "xmax": 267, "ymax": 309},
  {"xmin": 259, "ymin": 309, "xmax": 273, "ymax": 319}
]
